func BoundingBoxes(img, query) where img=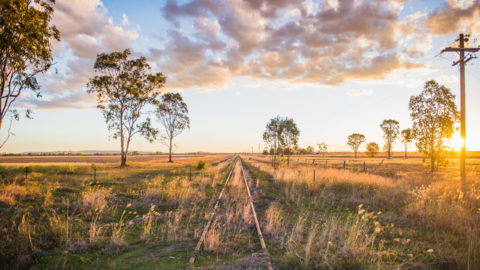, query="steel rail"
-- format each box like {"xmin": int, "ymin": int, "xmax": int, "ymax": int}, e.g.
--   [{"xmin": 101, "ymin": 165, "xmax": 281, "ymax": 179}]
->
[{"xmin": 189, "ymin": 156, "xmax": 236, "ymax": 264}]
